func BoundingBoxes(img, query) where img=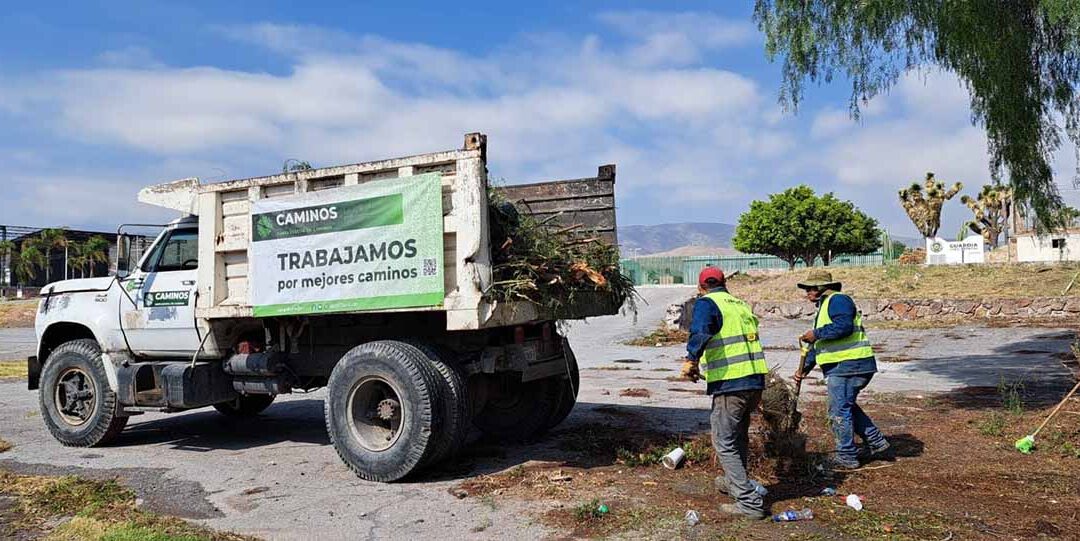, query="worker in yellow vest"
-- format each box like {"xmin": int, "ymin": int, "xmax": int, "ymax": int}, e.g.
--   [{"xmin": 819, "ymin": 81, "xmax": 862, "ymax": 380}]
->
[
  {"xmin": 681, "ymin": 266, "xmax": 768, "ymax": 520},
  {"xmin": 793, "ymin": 270, "xmax": 890, "ymax": 470}
]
